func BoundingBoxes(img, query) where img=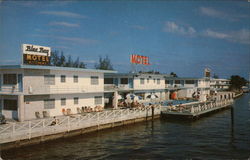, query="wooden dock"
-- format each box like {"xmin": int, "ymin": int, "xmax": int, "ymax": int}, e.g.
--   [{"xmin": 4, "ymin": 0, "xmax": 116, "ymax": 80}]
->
[{"xmin": 161, "ymin": 99, "xmax": 234, "ymax": 118}]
